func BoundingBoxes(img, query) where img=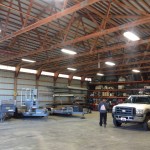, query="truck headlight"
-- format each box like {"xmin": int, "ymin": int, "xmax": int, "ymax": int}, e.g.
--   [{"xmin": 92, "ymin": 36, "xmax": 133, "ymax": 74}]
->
[{"xmin": 136, "ymin": 109, "xmax": 144, "ymax": 114}]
